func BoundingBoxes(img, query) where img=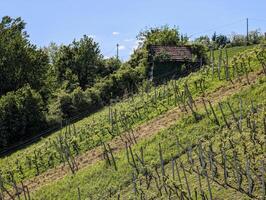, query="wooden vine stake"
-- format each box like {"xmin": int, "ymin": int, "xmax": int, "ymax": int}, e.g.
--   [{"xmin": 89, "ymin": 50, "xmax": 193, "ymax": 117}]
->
[
  {"xmin": 208, "ymin": 143, "xmax": 218, "ymax": 179},
  {"xmin": 205, "ymin": 169, "xmax": 213, "ymax": 200},
  {"xmin": 208, "ymin": 100, "xmax": 220, "ymax": 126},
  {"xmin": 181, "ymin": 162, "xmax": 192, "ymax": 199},
  {"xmin": 126, "ymin": 143, "xmax": 139, "ymax": 174},
  {"xmin": 245, "ymin": 157, "xmax": 254, "ymax": 196},
  {"xmin": 175, "ymin": 159, "xmax": 183, "ymax": 190},
  {"xmin": 218, "ymin": 48, "xmax": 222, "ymax": 80},
  {"xmin": 225, "ymin": 47, "xmax": 230, "ymax": 81},
  {"xmin": 233, "ymin": 150, "xmax": 242, "ymax": 190},
  {"xmin": 210, "ymin": 47, "xmax": 215, "ymax": 79},
  {"xmin": 227, "ymin": 101, "xmax": 241, "ymax": 133},
  {"xmin": 171, "ymin": 156, "xmax": 175, "ymax": 180},
  {"xmin": 159, "ymin": 143, "xmax": 165, "ymax": 180},
  {"xmin": 196, "ymin": 166, "xmax": 204, "ymax": 199},
  {"xmin": 218, "ymin": 102, "xmax": 230, "ymax": 129},
  {"xmin": 132, "ymin": 171, "xmax": 138, "ymax": 196},
  {"xmin": 77, "ymin": 187, "xmax": 81, "ymax": 200},
  {"xmin": 107, "ymin": 144, "xmax": 117, "ymax": 171},
  {"xmin": 221, "ymin": 147, "xmax": 228, "ymax": 186}
]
